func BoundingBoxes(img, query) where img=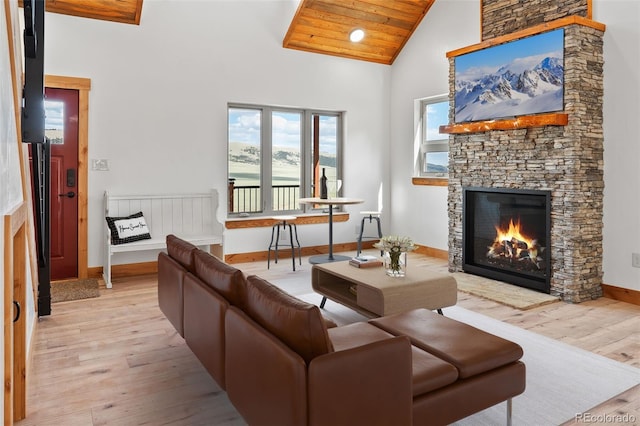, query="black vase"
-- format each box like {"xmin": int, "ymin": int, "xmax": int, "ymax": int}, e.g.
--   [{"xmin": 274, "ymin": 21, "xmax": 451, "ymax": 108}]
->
[{"xmin": 320, "ymin": 168, "xmax": 328, "ymax": 199}]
